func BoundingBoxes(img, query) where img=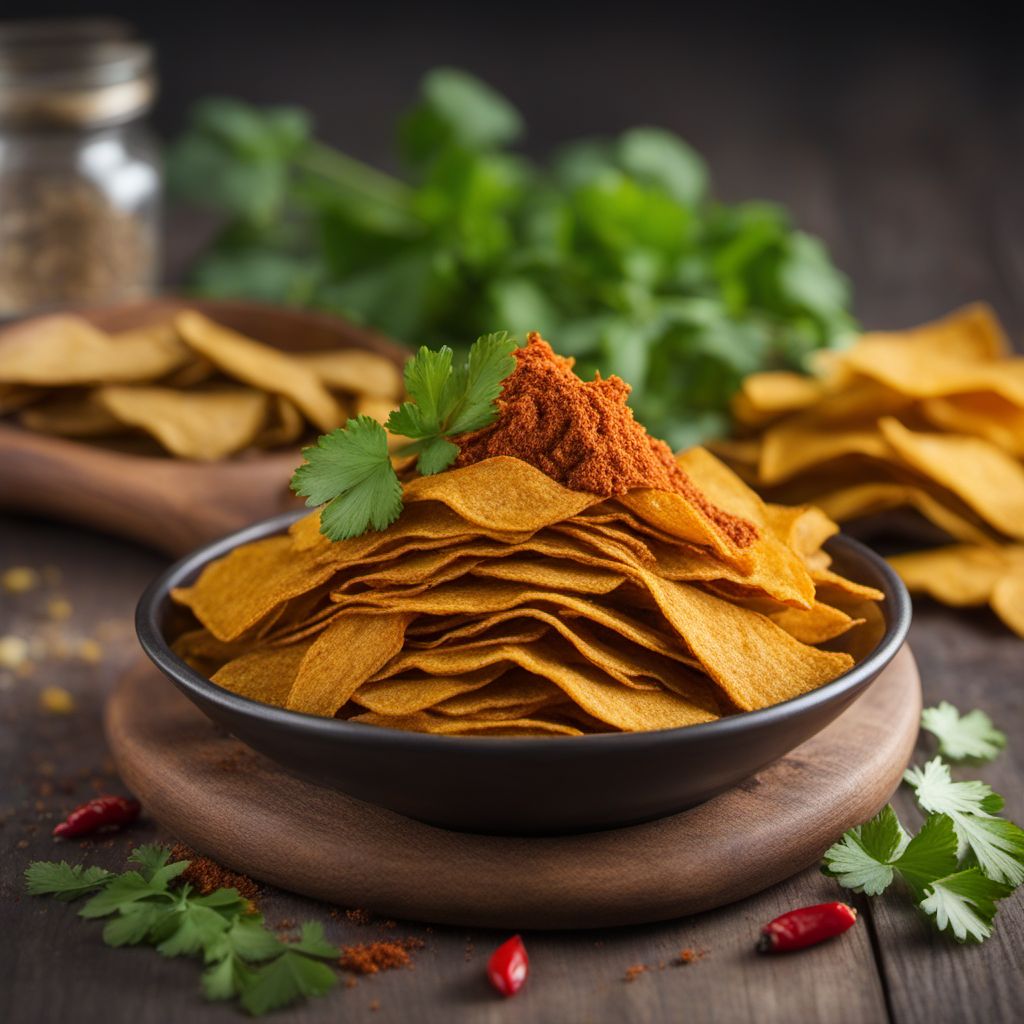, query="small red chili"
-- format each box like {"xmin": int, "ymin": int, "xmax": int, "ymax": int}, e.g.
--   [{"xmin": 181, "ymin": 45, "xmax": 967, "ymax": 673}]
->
[
  {"xmin": 52, "ymin": 796, "xmax": 141, "ymax": 839},
  {"xmin": 487, "ymin": 934, "xmax": 529, "ymax": 997},
  {"xmin": 757, "ymin": 902, "xmax": 857, "ymax": 953}
]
